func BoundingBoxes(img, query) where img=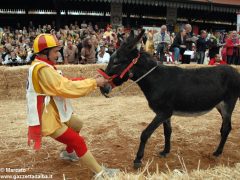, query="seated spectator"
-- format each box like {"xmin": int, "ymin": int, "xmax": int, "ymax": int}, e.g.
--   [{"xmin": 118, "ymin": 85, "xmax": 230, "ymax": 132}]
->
[
  {"xmin": 3, "ymin": 50, "xmax": 22, "ymax": 66},
  {"xmin": 57, "ymin": 52, "xmax": 64, "ymax": 64},
  {"xmin": 57, "ymin": 40, "xmax": 64, "ymax": 64},
  {"xmin": 25, "ymin": 48, "xmax": 34, "ymax": 64},
  {"xmin": 165, "ymin": 44, "xmax": 174, "ymax": 64},
  {"xmin": 106, "ymin": 41, "xmax": 115, "ymax": 55},
  {"xmin": 196, "ymin": 30, "xmax": 208, "ymax": 64},
  {"xmin": 170, "ymin": 29, "xmax": 187, "ymax": 64},
  {"xmin": 9, "ymin": 51, "xmax": 23, "ymax": 65},
  {"xmin": 2, "ymin": 44, "xmax": 12, "ymax": 65},
  {"xmin": 154, "ymin": 25, "xmax": 171, "ymax": 62},
  {"xmin": 208, "ymin": 54, "xmax": 226, "ymax": 65},
  {"xmin": 97, "ymin": 45, "xmax": 110, "ymax": 64},
  {"xmin": 18, "ymin": 46, "xmax": 28, "ymax": 62}
]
